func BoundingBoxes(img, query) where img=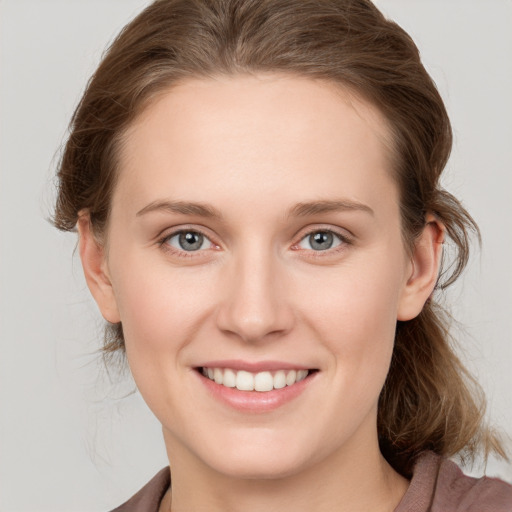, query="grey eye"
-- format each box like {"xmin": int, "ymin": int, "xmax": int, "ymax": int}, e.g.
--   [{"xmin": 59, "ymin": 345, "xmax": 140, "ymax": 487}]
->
[
  {"xmin": 167, "ymin": 231, "xmax": 209, "ymax": 251},
  {"xmin": 298, "ymin": 231, "xmax": 342, "ymax": 251}
]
